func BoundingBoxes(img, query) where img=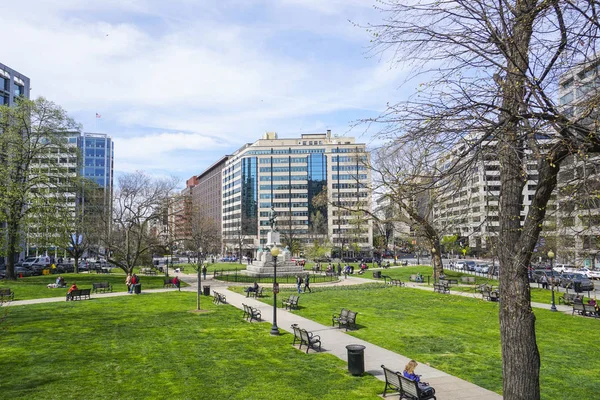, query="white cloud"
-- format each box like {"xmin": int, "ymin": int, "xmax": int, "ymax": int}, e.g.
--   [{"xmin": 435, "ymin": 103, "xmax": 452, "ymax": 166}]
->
[{"xmin": 1, "ymin": 0, "xmax": 410, "ymax": 180}]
